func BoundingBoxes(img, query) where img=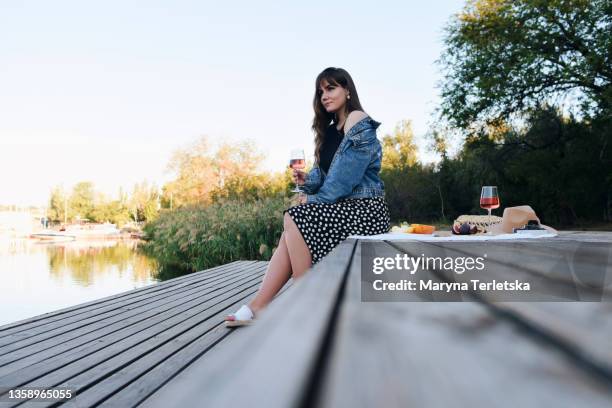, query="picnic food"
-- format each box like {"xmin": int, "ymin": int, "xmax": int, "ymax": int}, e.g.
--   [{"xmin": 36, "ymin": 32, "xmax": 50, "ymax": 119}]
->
[
  {"xmin": 411, "ymin": 224, "xmax": 436, "ymax": 234},
  {"xmin": 452, "ymin": 215, "xmax": 503, "ymax": 235},
  {"xmin": 391, "ymin": 225, "xmax": 413, "ymax": 233},
  {"xmin": 390, "ymin": 223, "xmax": 435, "ymax": 234},
  {"xmin": 452, "ymin": 223, "xmax": 478, "ymax": 235}
]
